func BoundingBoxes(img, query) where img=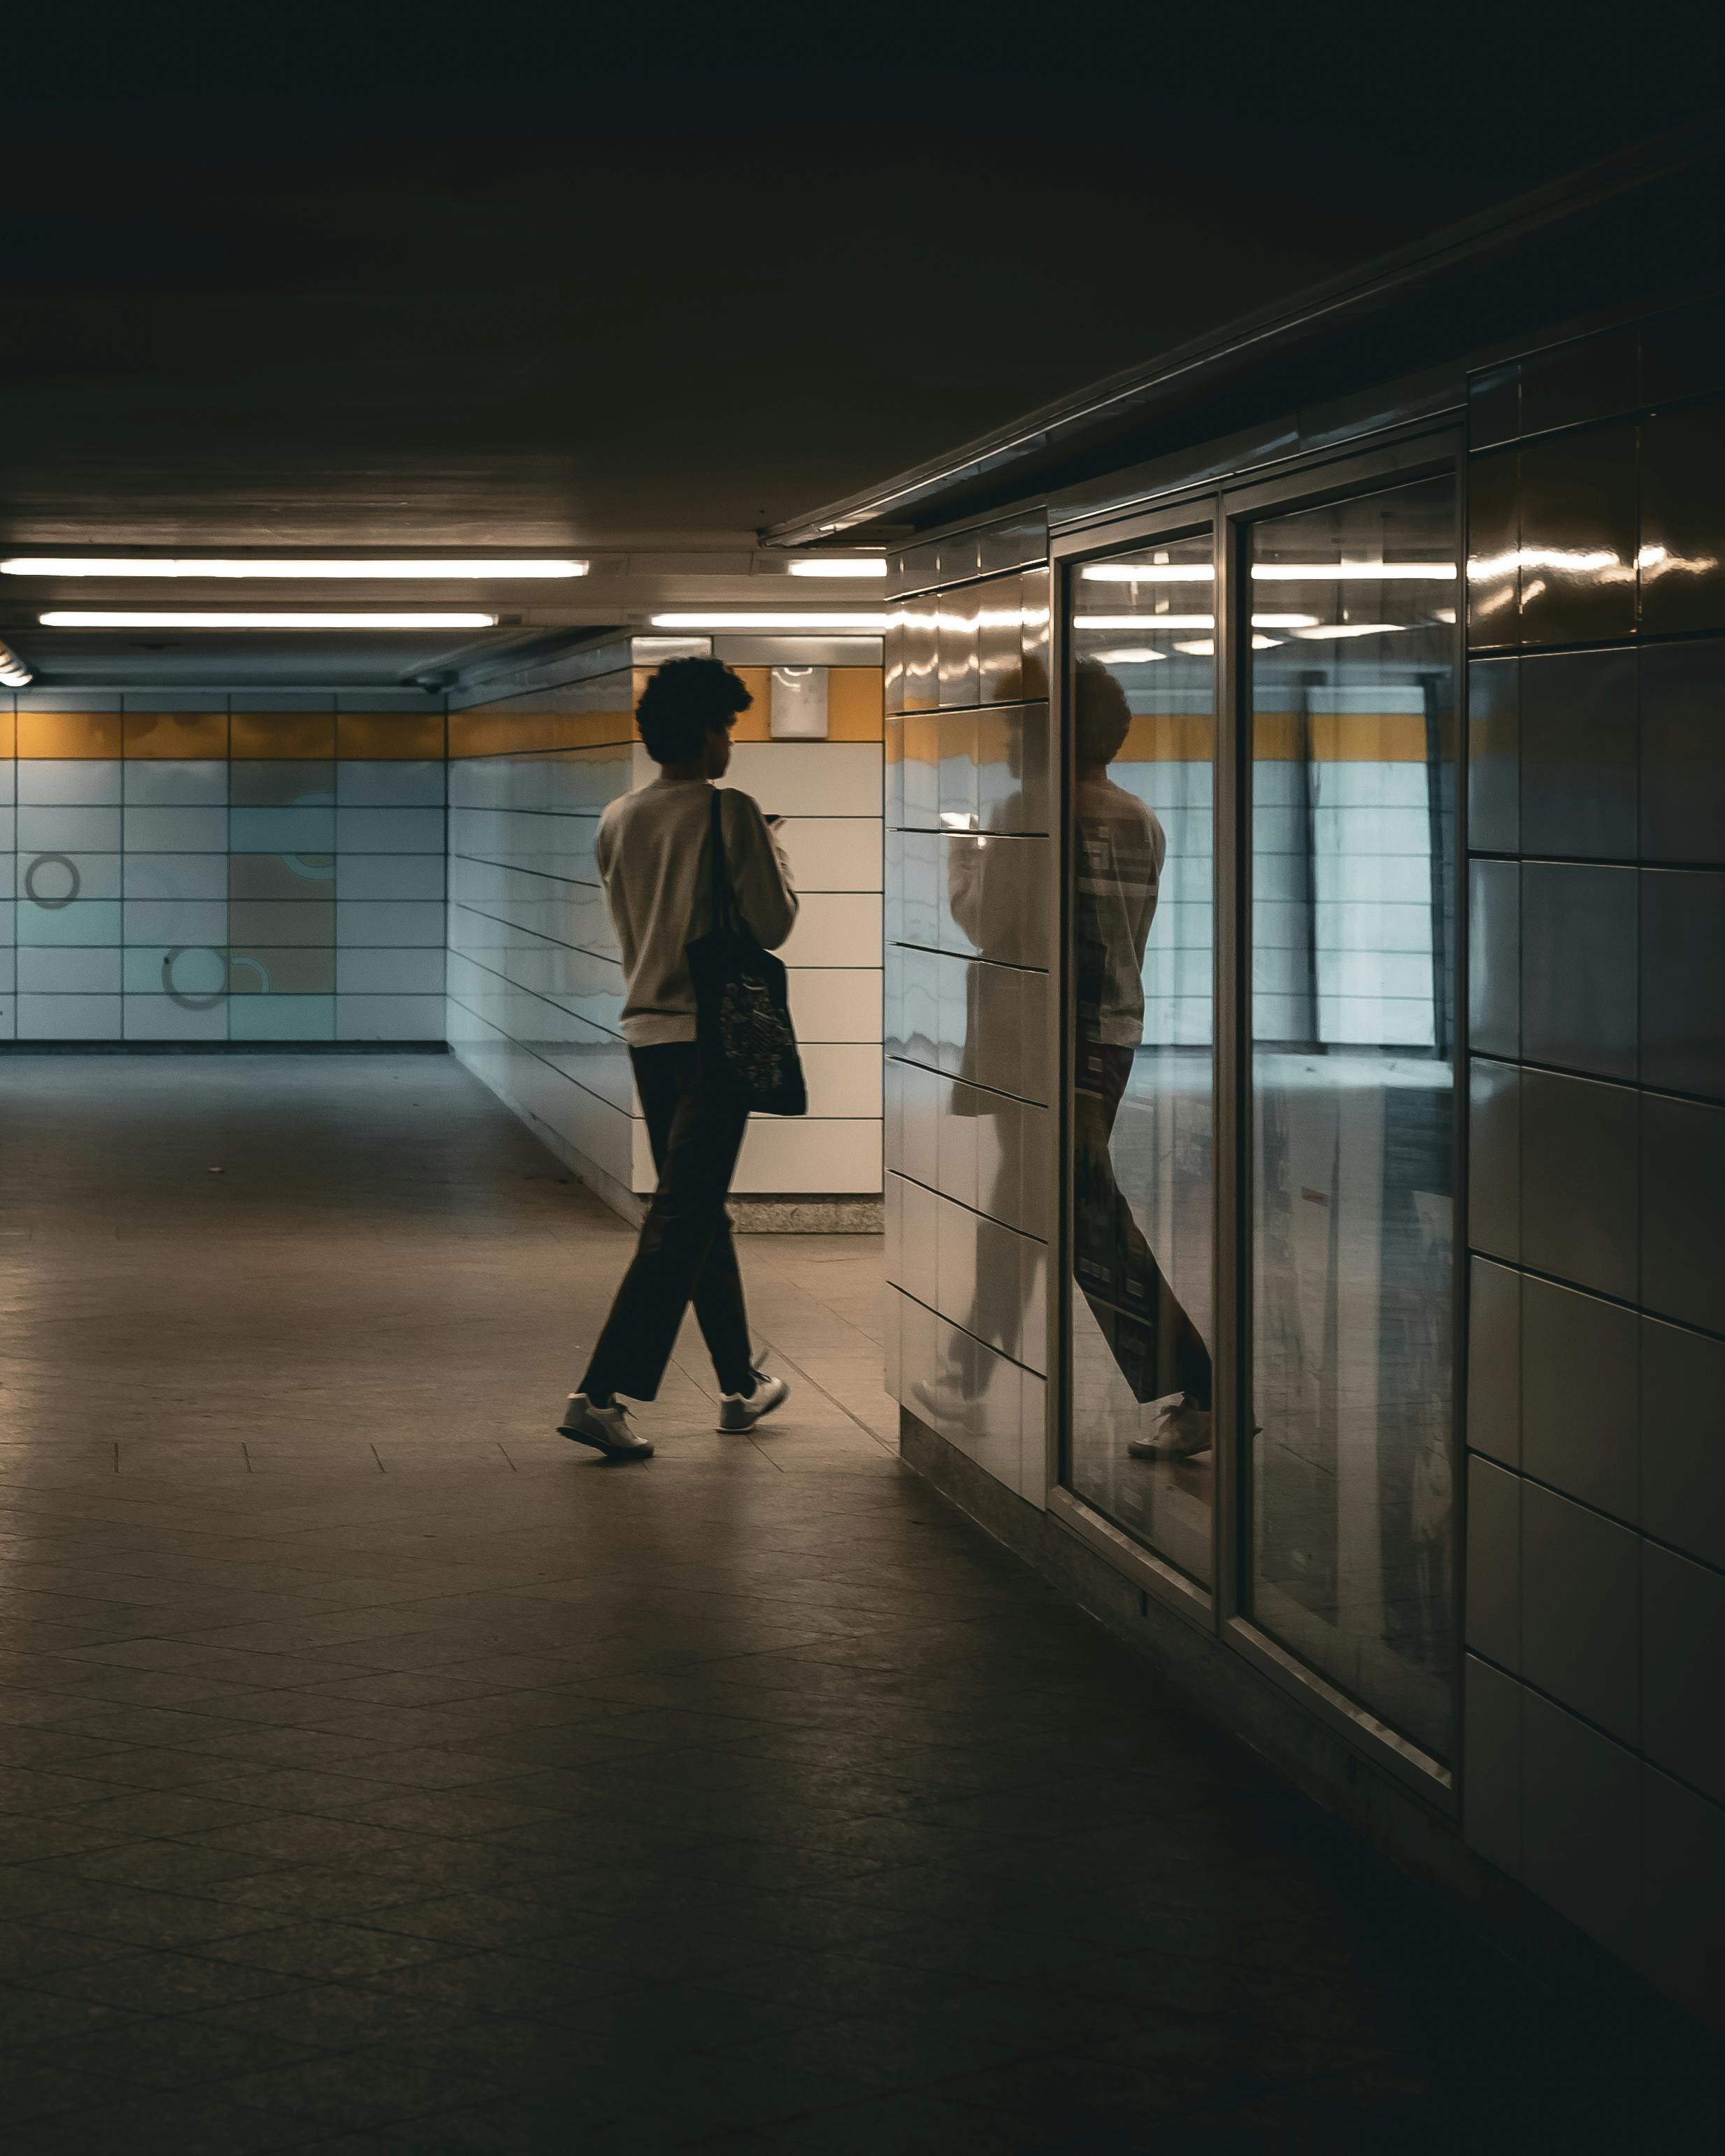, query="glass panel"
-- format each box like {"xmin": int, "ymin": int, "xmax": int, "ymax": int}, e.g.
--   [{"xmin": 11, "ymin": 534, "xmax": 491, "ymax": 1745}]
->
[
  {"xmin": 1066, "ymin": 534, "xmax": 1216, "ymax": 1584},
  {"xmin": 1247, "ymin": 476, "xmax": 1458, "ymax": 1758}
]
